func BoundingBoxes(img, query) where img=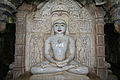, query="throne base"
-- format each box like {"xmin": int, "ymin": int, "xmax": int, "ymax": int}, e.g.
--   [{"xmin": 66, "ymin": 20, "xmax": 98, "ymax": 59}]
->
[{"xmin": 30, "ymin": 72, "xmax": 90, "ymax": 80}]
